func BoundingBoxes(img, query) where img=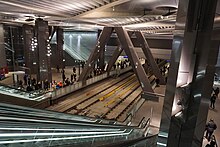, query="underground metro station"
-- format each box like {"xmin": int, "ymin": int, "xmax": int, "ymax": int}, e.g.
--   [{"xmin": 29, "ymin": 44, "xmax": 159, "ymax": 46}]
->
[{"xmin": 0, "ymin": 0, "xmax": 220, "ymax": 146}]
